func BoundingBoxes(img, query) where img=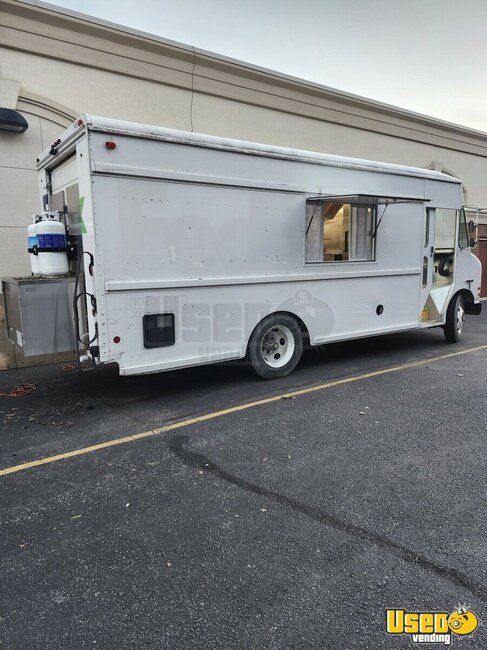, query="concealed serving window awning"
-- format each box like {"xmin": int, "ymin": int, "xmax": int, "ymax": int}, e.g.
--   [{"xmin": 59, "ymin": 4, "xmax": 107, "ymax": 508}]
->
[{"xmin": 307, "ymin": 193, "xmax": 431, "ymax": 205}]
